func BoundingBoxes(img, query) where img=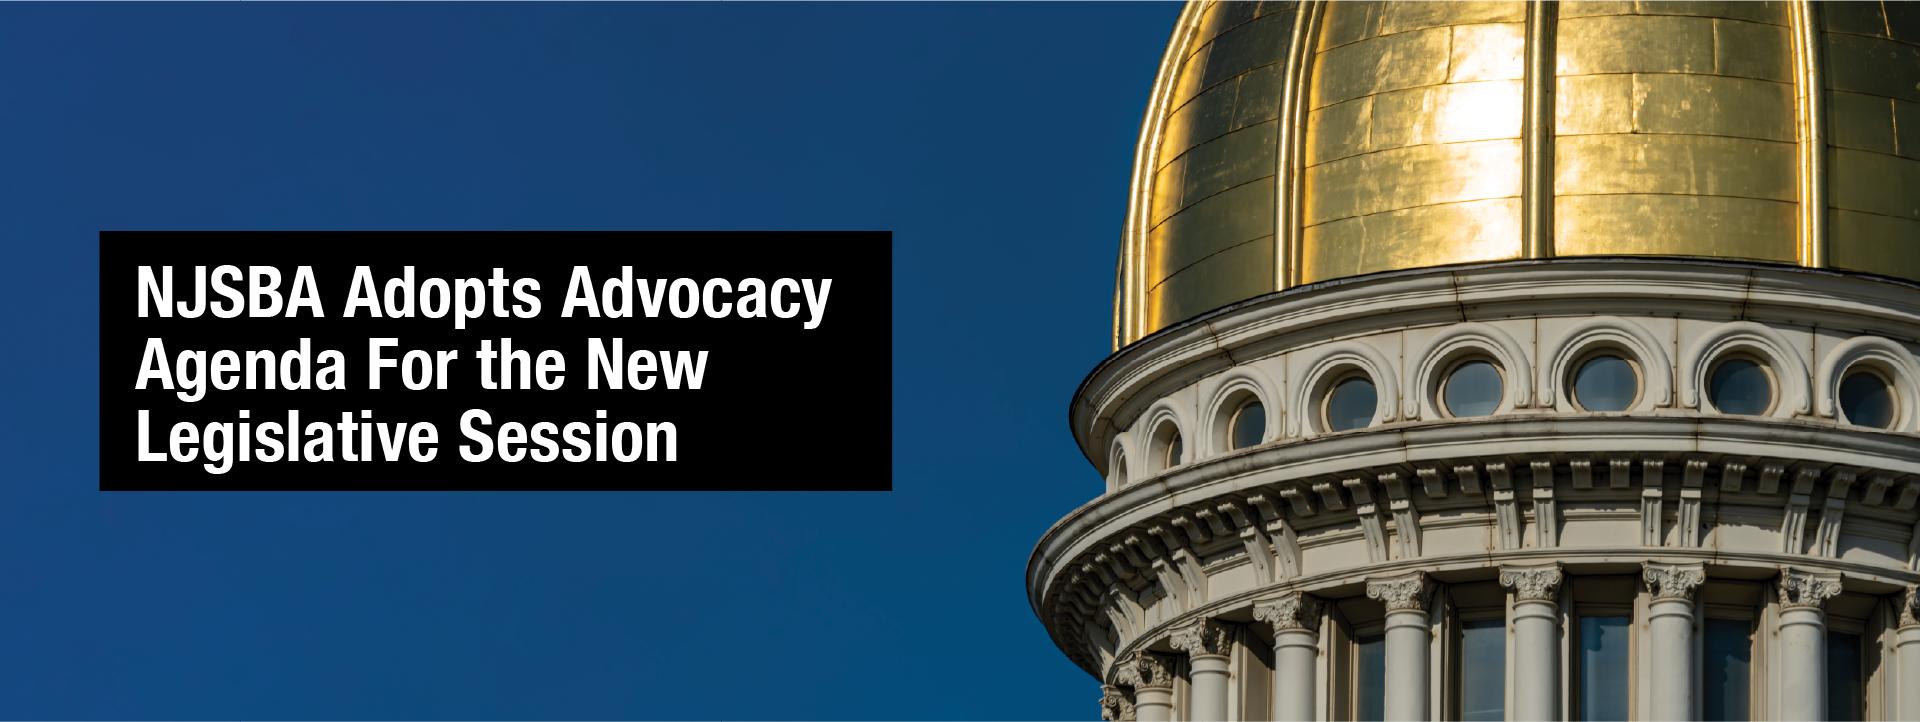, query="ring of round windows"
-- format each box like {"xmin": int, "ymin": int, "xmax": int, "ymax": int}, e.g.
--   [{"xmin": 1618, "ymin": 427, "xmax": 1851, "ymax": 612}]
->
[{"xmin": 1110, "ymin": 341, "xmax": 1911, "ymax": 484}]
